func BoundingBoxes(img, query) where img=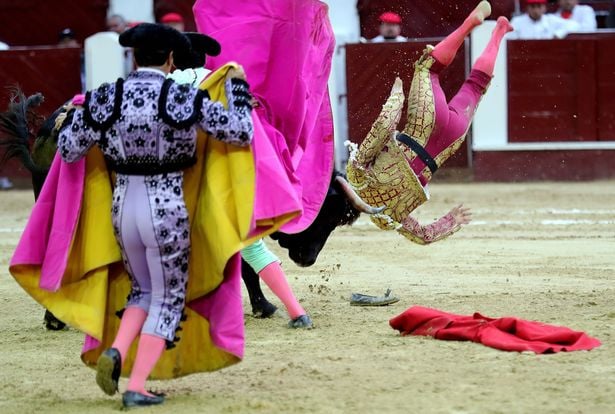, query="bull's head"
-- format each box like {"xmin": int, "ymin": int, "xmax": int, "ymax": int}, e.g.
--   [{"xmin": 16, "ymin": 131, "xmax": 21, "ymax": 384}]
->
[{"xmin": 271, "ymin": 170, "xmax": 384, "ymax": 267}]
